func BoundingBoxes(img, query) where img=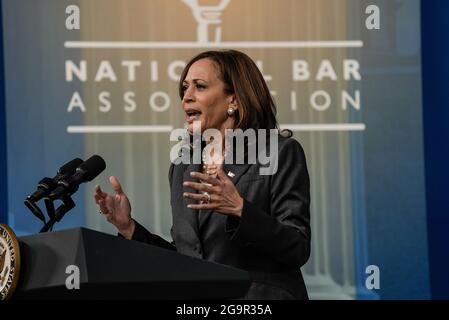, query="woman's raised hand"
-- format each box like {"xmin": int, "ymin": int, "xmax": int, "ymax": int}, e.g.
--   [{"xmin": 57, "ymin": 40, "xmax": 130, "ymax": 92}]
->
[
  {"xmin": 94, "ymin": 176, "xmax": 135, "ymax": 239},
  {"xmin": 182, "ymin": 166, "xmax": 244, "ymax": 217}
]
